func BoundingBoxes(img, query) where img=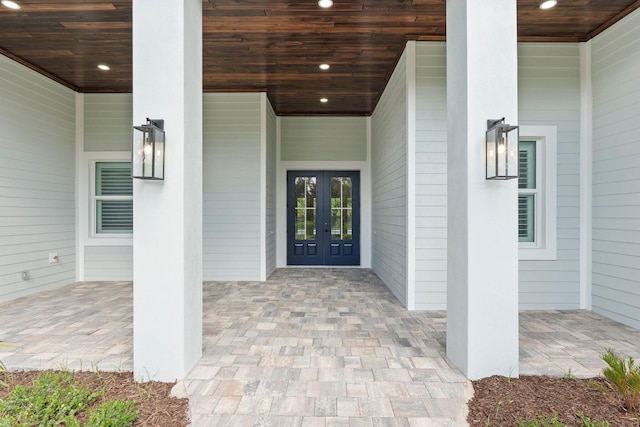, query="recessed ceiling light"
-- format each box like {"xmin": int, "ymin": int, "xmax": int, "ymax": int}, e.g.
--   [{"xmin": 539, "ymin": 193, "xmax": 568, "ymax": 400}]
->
[
  {"xmin": 319, "ymin": 64, "xmax": 330, "ymax": 70},
  {"xmin": 1, "ymin": 0, "xmax": 20, "ymax": 10},
  {"xmin": 97, "ymin": 64, "xmax": 111, "ymax": 71},
  {"xmin": 320, "ymin": 98, "xmax": 328, "ymax": 103},
  {"xmin": 318, "ymin": 0, "xmax": 333, "ymax": 9},
  {"xmin": 539, "ymin": 0, "xmax": 557, "ymax": 10}
]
